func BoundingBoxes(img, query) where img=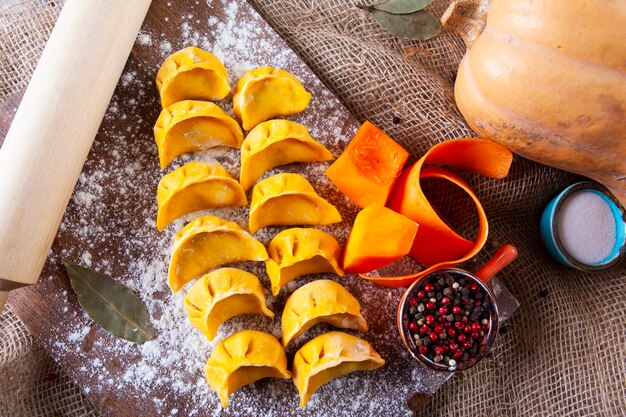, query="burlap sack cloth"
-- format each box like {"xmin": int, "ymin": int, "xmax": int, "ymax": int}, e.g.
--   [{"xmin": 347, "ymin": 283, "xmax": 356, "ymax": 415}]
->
[{"xmin": 1, "ymin": 0, "xmax": 624, "ymax": 416}]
